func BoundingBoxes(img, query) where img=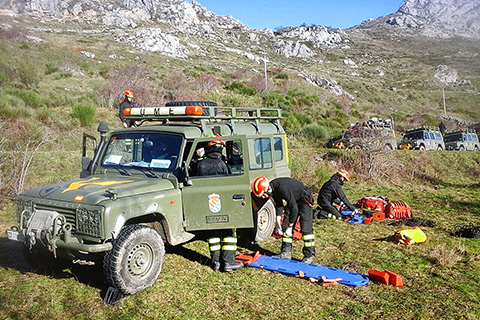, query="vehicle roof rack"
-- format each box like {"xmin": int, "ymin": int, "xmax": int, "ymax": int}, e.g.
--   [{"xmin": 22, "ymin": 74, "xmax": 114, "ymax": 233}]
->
[{"xmin": 407, "ymin": 125, "xmax": 440, "ymax": 132}]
